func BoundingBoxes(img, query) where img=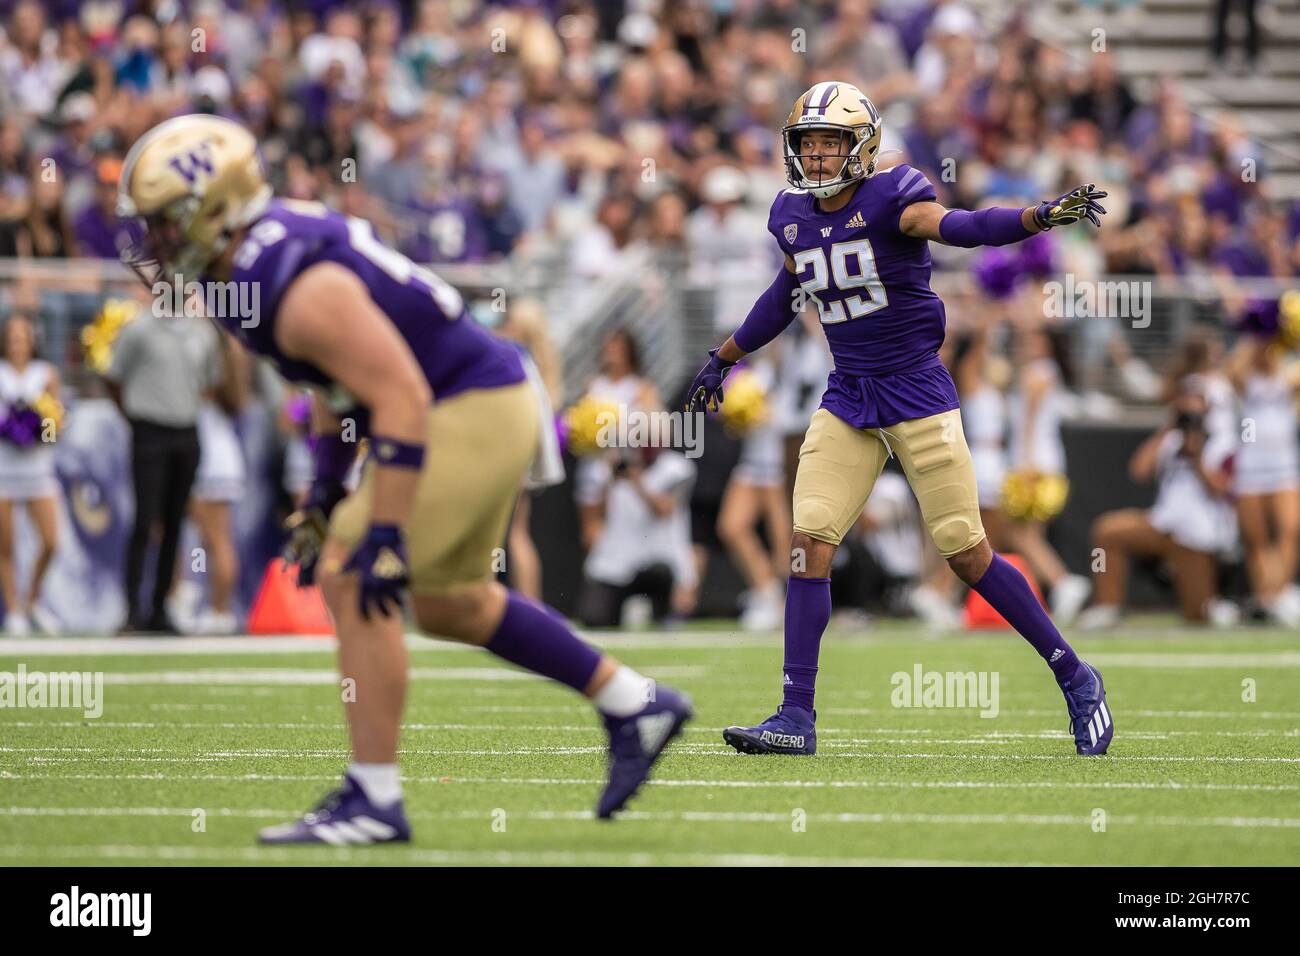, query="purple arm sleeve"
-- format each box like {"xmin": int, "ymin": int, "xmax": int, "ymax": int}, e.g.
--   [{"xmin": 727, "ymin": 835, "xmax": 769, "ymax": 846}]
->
[
  {"xmin": 733, "ymin": 266, "xmax": 801, "ymax": 354},
  {"xmin": 313, "ymin": 432, "xmax": 357, "ymax": 484},
  {"xmin": 938, "ymin": 207, "xmax": 1034, "ymax": 248}
]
